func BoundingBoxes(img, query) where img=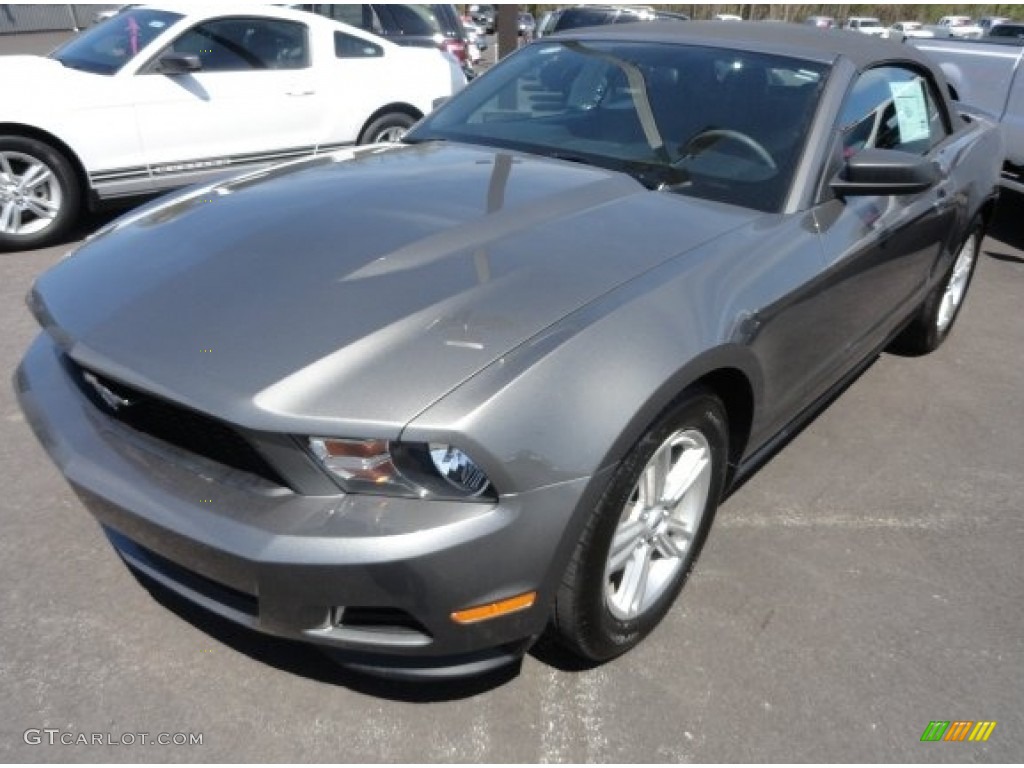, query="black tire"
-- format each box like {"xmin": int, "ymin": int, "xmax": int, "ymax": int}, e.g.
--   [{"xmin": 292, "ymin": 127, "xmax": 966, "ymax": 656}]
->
[
  {"xmin": 358, "ymin": 112, "xmax": 418, "ymax": 145},
  {"xmin": 552, "ymin": 389, "xmax": 729, "ymax": 662},
  {"xmin": 889, "ymin": 224, "xmax": 982, "ymax": 356},
  {"xmin": 0, "ymin": 135, "xmax": 81, "ymax": 251}
]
